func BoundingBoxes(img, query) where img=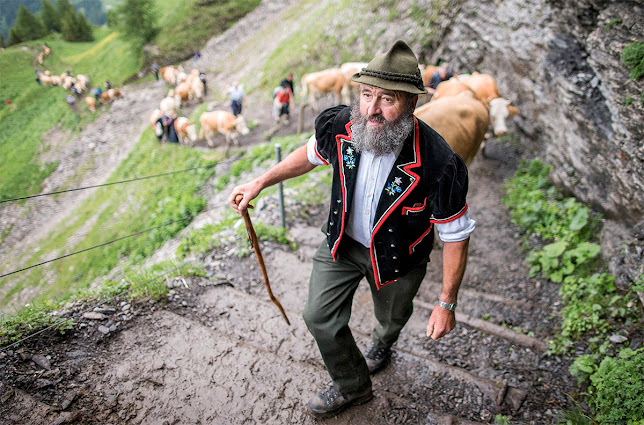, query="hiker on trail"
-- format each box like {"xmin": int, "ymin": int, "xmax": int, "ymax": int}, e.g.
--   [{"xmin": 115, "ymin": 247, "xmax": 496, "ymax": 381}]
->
[
  {"xmin": 280, "ymin": 72, "xmax": 295, "ymax": 99},
  {"xmin": 229, "ymin": 40, "xmax": 474, "ymax": 418},
  {"xmin": 152, "ymin": 62, "xmax": 160, "ymax": 80},
  {"xmin": 35, "ymin": 69, "xmax": 41, "ymax": 85},
  {"xmin": 91, "ymin": 87, "xmax": 102, "ymax": 101},
  {"xmin": 426, "ymin": 64, "xmax": 453, "ymax": 96},
  {"xmin": 199, "ymin": 71, "xmax": 208, "ymax": 96},
  {"xmin": 272, "ymin": 82, "xmax": 293, "ymax": 124},
  {"xmin": 162, "ymin": 113, "xmax": 179, "ymax": 144},
  {"xmin": 227, "ymin": 81, "xmax": 245, "ymax": 117}
]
